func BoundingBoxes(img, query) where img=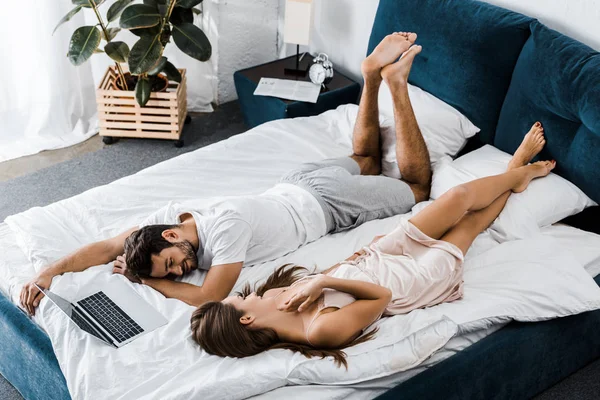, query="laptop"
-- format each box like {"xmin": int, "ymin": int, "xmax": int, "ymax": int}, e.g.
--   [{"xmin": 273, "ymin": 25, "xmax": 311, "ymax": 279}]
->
[{"xmin": 36, "ymin": 279, "xmax": 168, "ymax": 348}]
